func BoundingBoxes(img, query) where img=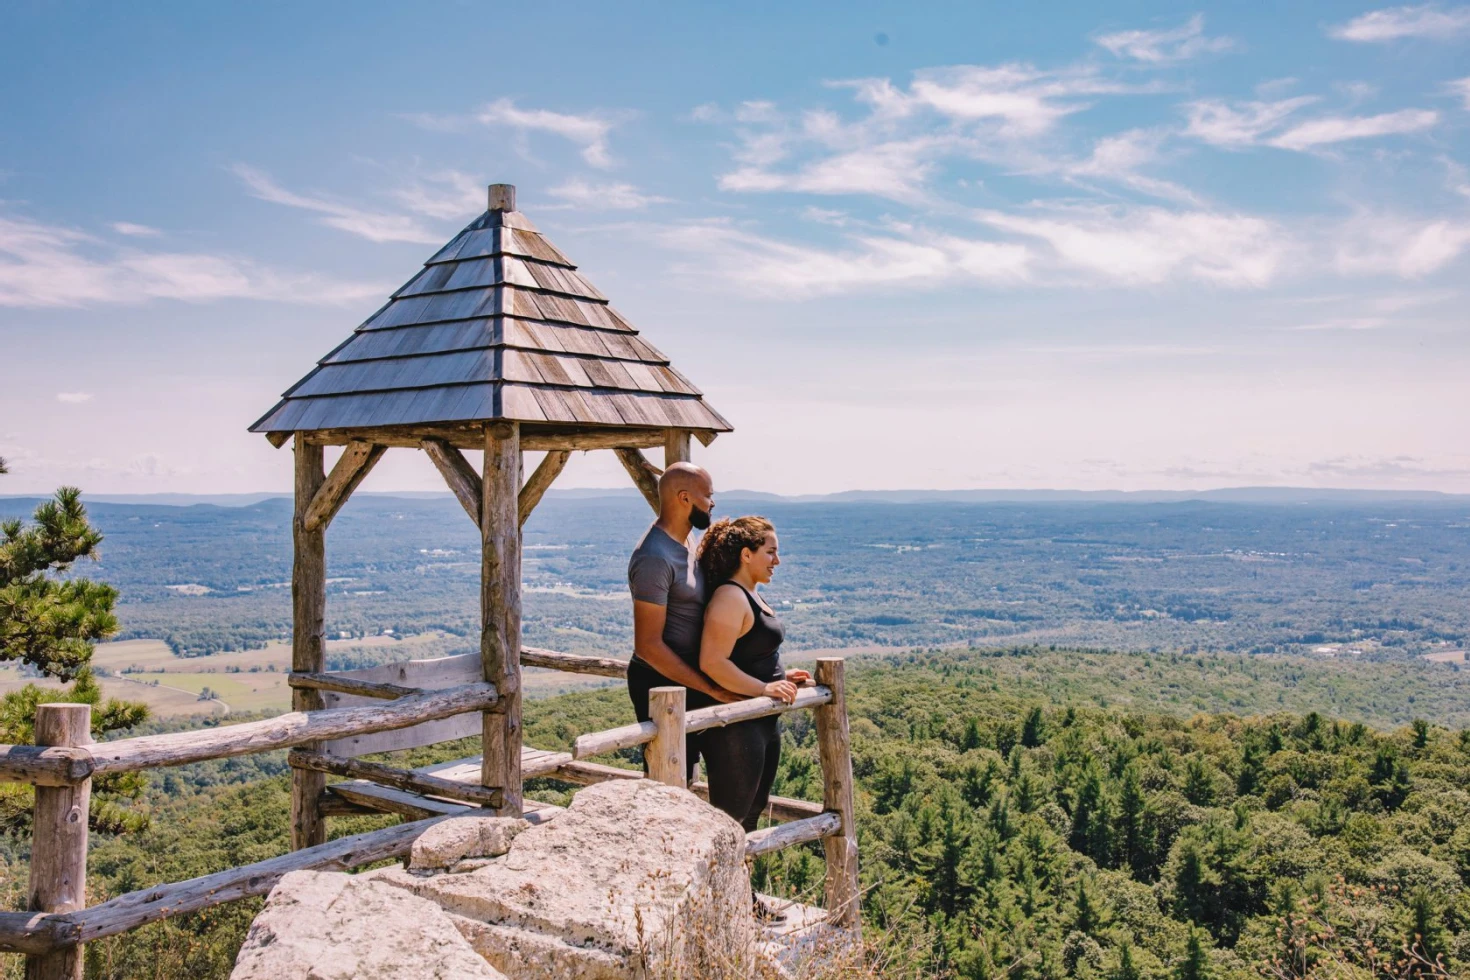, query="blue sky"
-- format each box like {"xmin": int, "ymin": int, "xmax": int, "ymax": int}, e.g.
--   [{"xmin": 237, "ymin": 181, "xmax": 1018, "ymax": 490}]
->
[{"xmin": 2, "ymin": 1, "xmax": 1468, "ymax": 494}]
